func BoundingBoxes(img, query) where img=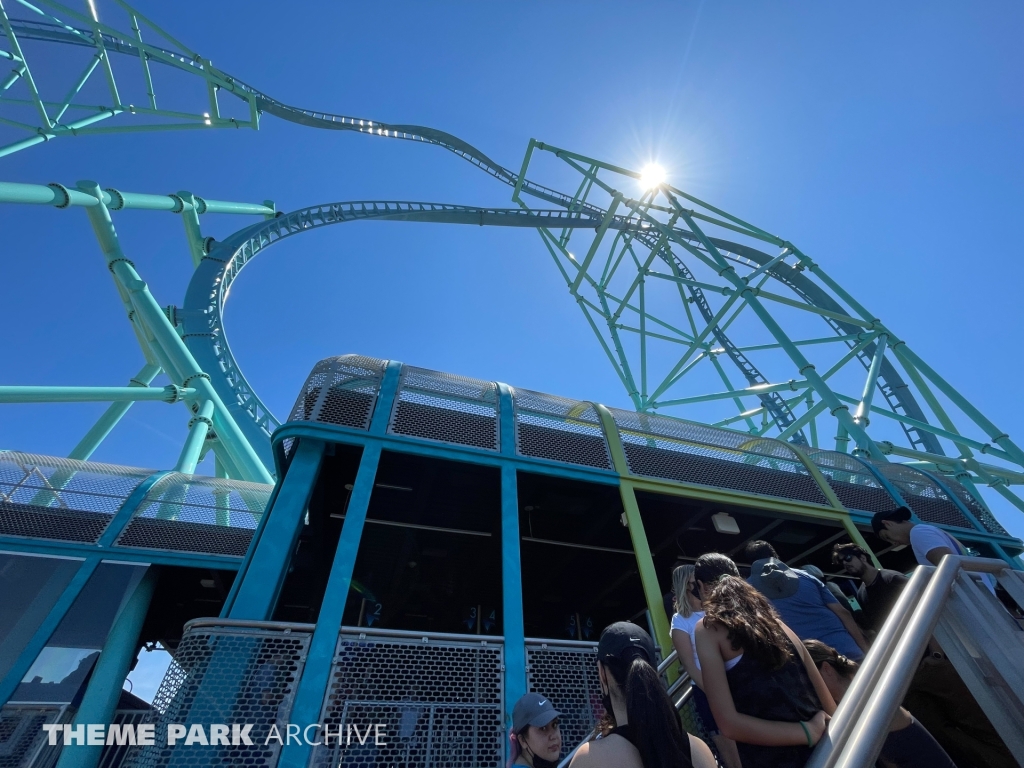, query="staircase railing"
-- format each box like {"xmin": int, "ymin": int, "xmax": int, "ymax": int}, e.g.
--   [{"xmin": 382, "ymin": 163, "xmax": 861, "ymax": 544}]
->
[{"xmin": 808, "ymin": 555, "xmax": 1024, "ymax": 768}]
